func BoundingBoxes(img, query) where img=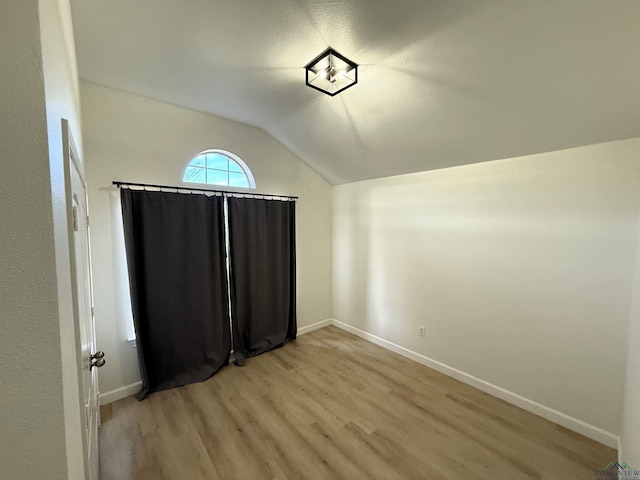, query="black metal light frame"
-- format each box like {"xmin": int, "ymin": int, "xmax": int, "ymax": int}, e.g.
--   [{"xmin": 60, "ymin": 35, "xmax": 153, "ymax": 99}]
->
[{"xmin": 305, "ymin": 48, "xmax": 358, "ymax": 97}]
